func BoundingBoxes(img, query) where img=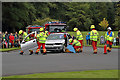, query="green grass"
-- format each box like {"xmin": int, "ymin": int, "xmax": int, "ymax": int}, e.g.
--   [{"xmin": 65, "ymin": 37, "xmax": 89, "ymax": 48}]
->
[
  {"xmin": 0, "ymin": 47, "xmax": 20, "ymax": 52},
  {"xmin": 68, "ymin": 31, "xmax": 119, "ymax": 48},
  {"xmin": 4, "ymin": 70, "xmax": 118, "ymax": 78}
]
